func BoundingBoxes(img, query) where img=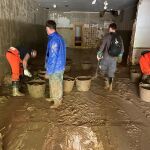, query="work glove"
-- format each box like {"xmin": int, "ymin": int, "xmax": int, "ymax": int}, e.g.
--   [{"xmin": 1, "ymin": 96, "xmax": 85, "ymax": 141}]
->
[
  {"xmin": 117, "ymin": 54, "xmax": 123, "ymax": 63},
  {"xmin": 24, "ymin": 69, "xmax": 32, "ymax": 77},
  {"xmin": 97, "ymin": 50, "xmax": 103, "ymax": 61}
]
